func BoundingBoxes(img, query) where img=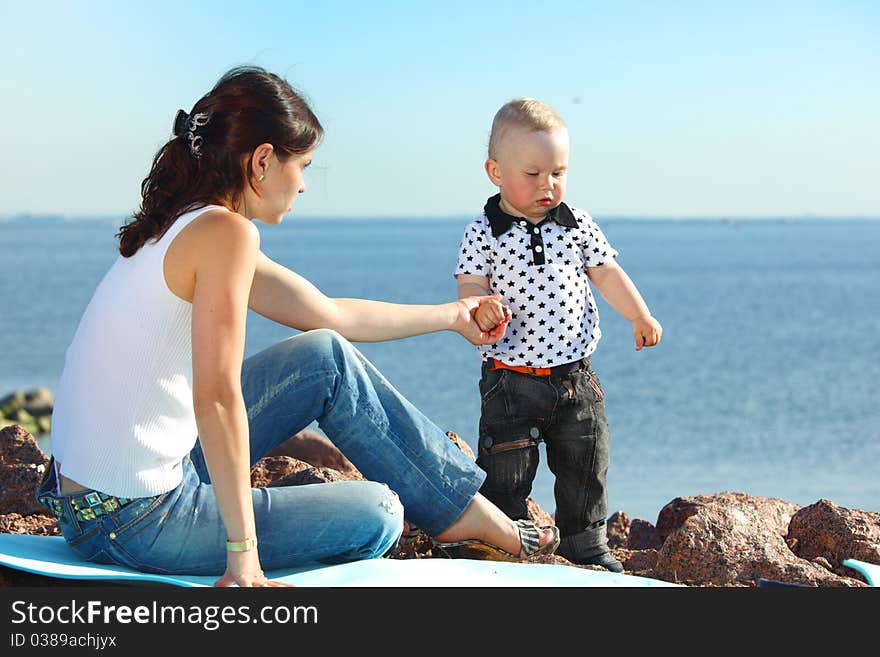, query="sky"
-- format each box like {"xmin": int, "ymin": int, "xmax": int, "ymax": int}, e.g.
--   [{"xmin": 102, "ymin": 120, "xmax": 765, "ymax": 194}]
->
[{"xmin": 1, "ymin": 0, "xmax": 878, "ymax": 219}]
